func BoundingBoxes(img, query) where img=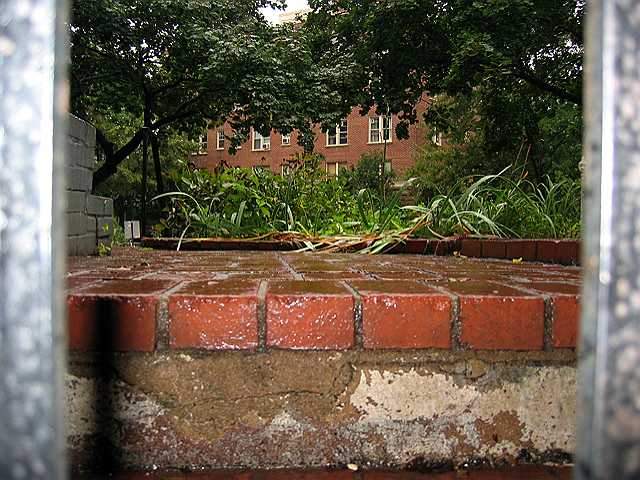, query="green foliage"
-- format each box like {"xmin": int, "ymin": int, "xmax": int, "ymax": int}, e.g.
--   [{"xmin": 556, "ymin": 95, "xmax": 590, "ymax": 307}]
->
[
  {"xmin": 409, "ymin": 142, "xmax": 489, "ymax": 202},
  {"xmin": 345, "ymin": 152, "xmax": 395, "ymax": 196},
  {"xmin": 92, "ymin": 108, "xmax": 195, "ymax": 221},
  {"xmin": 153, "ymin": 160, "xmax": 580, "ymax": 251},
  {"xmin": 70, "ymin": 0, "xmax": 355, "ymax": 187},
  {"xmin": 408, "ymin": 168, "xmax": 581, "ymax": 240},
  {"xmin": 304, "ymin": 0, "xmax": 584, "ymax": 179}
]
